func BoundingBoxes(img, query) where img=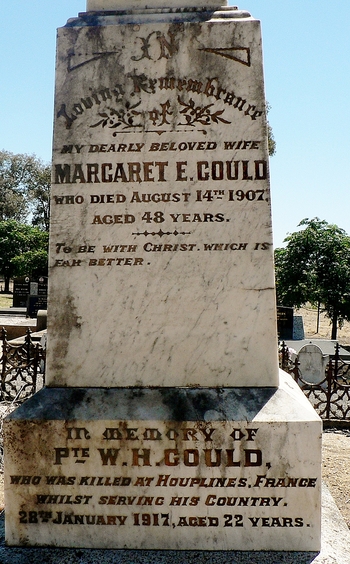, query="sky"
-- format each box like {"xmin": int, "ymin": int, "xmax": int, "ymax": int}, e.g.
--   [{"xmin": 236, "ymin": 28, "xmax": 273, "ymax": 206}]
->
[{"xmin": 0, "ymin": 0, "xmax": 349, "ymax": 247}]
